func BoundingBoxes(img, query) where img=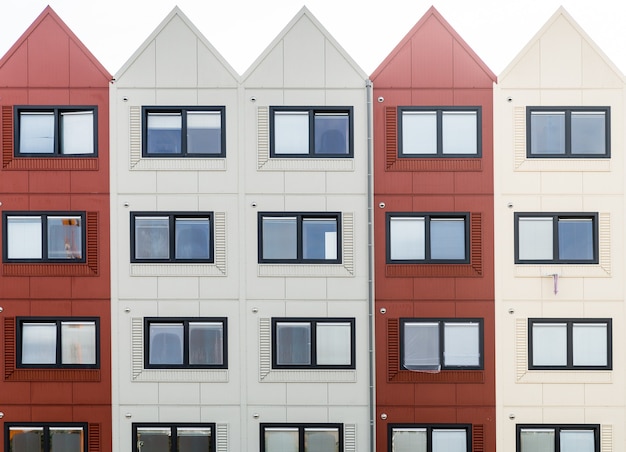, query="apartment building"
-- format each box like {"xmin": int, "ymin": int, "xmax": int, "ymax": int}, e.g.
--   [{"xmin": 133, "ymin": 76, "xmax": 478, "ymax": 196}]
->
[{"xmin": 0, "ymin": 7, "xmax": 112, "ymax": 451}]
